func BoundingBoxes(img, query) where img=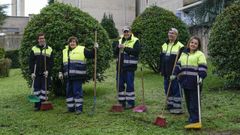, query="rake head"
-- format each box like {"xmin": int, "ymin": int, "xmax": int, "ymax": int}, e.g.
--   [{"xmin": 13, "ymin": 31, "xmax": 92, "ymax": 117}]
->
[
  {"xmin": 40, "ymin": 101, "xmax": 53, "ymax": 111},
  {"xmin": 110, "ymin": 104, "xmax": 124, "ymax": 112},
  {"xmin": 154, "ymin": 115, "xmax": 167, "ymax": 127},
  {"xmin": 133, "ymin": 105, "xmax": 147, "ymax": 113}
]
